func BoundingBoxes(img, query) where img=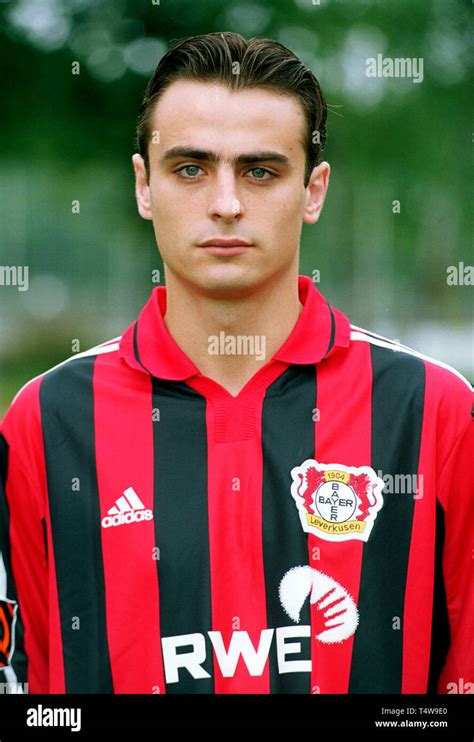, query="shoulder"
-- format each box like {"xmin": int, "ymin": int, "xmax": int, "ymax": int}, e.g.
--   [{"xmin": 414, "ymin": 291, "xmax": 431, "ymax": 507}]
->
[
  {"xmin": 1, "ymin": 337, "xmax": 122, "ymax": 439},
  {"xmin": 349, "ymin": 324, "xmax": 473, "ymax": 416}
]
